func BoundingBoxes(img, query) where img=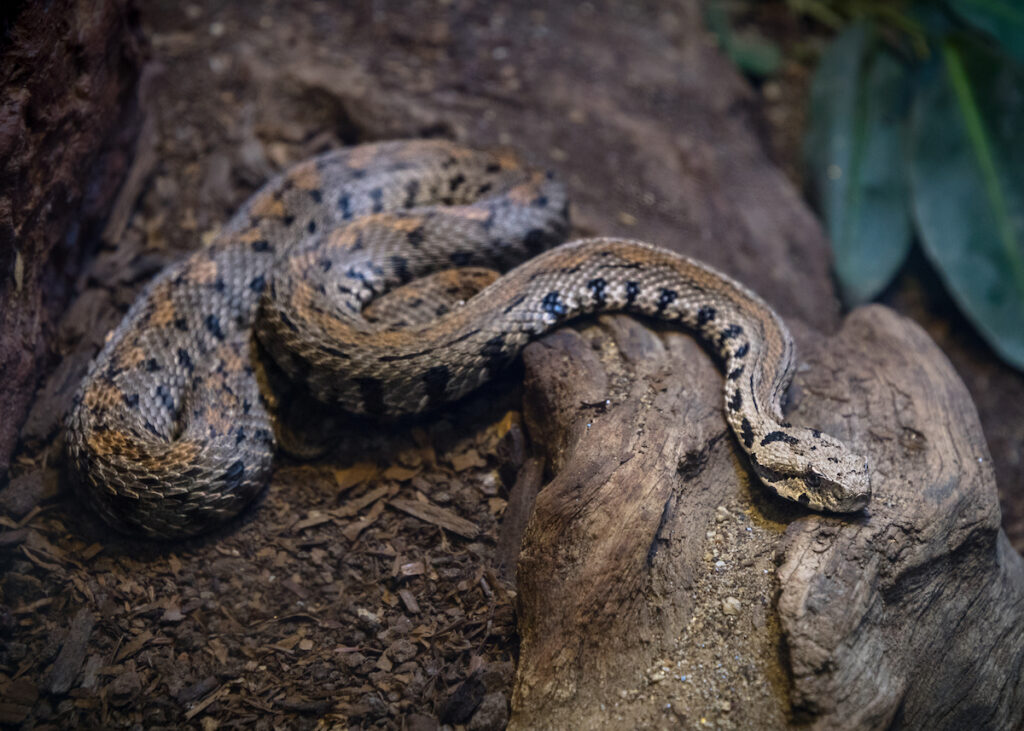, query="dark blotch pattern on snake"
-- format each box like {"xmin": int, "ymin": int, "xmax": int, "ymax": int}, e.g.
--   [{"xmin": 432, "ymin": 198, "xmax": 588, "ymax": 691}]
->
[{"xmin": 66, "ymin": 140, "xmax": 870, "ymax": 539}]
